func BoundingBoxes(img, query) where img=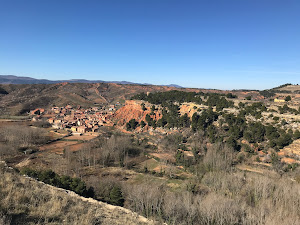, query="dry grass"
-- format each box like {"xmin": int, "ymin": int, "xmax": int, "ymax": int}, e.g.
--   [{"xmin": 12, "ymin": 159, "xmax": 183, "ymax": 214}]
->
[
  {"xmin": 0, "ymin": 162, "xmax": 157, "ymax": 225},
  {"xmin": 277, "ymin": 85, "xmax": 300, "ymax": 93},
  {"xmin": 39, "ymin": 141, "xmax": 85, "ymax": 154},
  {"xmin": 64, "ymin": 135, "xmax": 97, "ymax": 141}
]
